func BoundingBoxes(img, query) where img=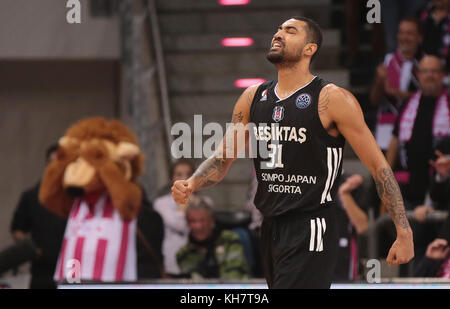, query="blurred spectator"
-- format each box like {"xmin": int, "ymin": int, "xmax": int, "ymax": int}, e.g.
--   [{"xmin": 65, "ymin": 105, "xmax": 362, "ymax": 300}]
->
[
  {"xmin": 0, "ymin": 238, "xmax": 39, "ymax": 278},
  {"xmin": 154, "ymin": 159, "xmax": 195, "ymax": 276},
  {"xmin": 338, "ymin": 174, "xmax": 369, "ymax": 234},
  {"xmin": 176, "ymin": 197, "xmax": 250, "ymax": 279},
  {"xmin": 419, "ymin": 0, "xmax": 450, "ymax": 62},
  {"xmin": 9, "ymin": 144, "xmax": 67, "ymax": 289},
  {"xmin": 381, "ymin": 0, "xmax": 428, "ymax": 53},
  {"xmin": 429, "ymin": 138, "xmax": 450, "ymax": 208},
  {"xmin": 415, "ymin": 141, "xmax": 449, "ymax": 277},
  {"xmin": 413, "ymin": 145, "xmax": 450, "ymax": 222},
  {"xmin": 370, "ymin": 16, "xmax": 423, "ymax": 151},
  {"xmin": 419, "ymin": 0, "xmax": 450, "ymax": 87},
  {"xmin": 136, "ymin": 188, "xmax": 165, "ymax": 279},
  {"xmin": 416, "ymin": 137, "xmax": 450, "ymax": 237},
  {"xmin": 334, "ymin": 174, "xmax": 369, "ymax": 281},
  {"xmin": 386, "ymin": 55, "xmax": 449, "ymax": 266},
  {"xmin": 386, "ymin": 55, "xmax": 449, "ymax": 207},
  {"xmin": 370, "ymin": 17, "xmax": 422, "ymax": 151},
  {"xmin": 243, "ymin": 169, "xmax": 263, "ymax": 231},
  {"xmin": 414, "ymin": 181, "xmax": 450, "ymax": 278},
  {"xmin": 415, "ymin": 238, "xmax": 450, "ymax": 277},
  {"xmin": 375, "ymin": 138, "xmax": 450, "ymax": 276}
]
